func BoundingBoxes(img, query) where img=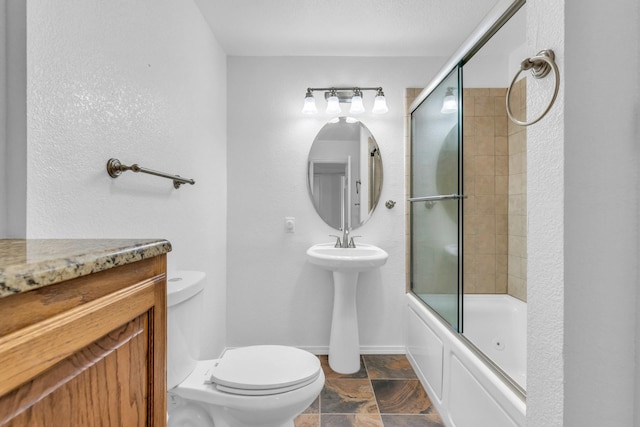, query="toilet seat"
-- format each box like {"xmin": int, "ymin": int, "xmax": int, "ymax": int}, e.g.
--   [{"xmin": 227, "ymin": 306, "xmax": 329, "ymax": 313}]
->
[
  {"xmin": 214, "ymin": 374, "xmax": 319, "ymax": 396},
  {"xmin": 207, "ymin": 345, "xmax": 321, "ymax": 396}
]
